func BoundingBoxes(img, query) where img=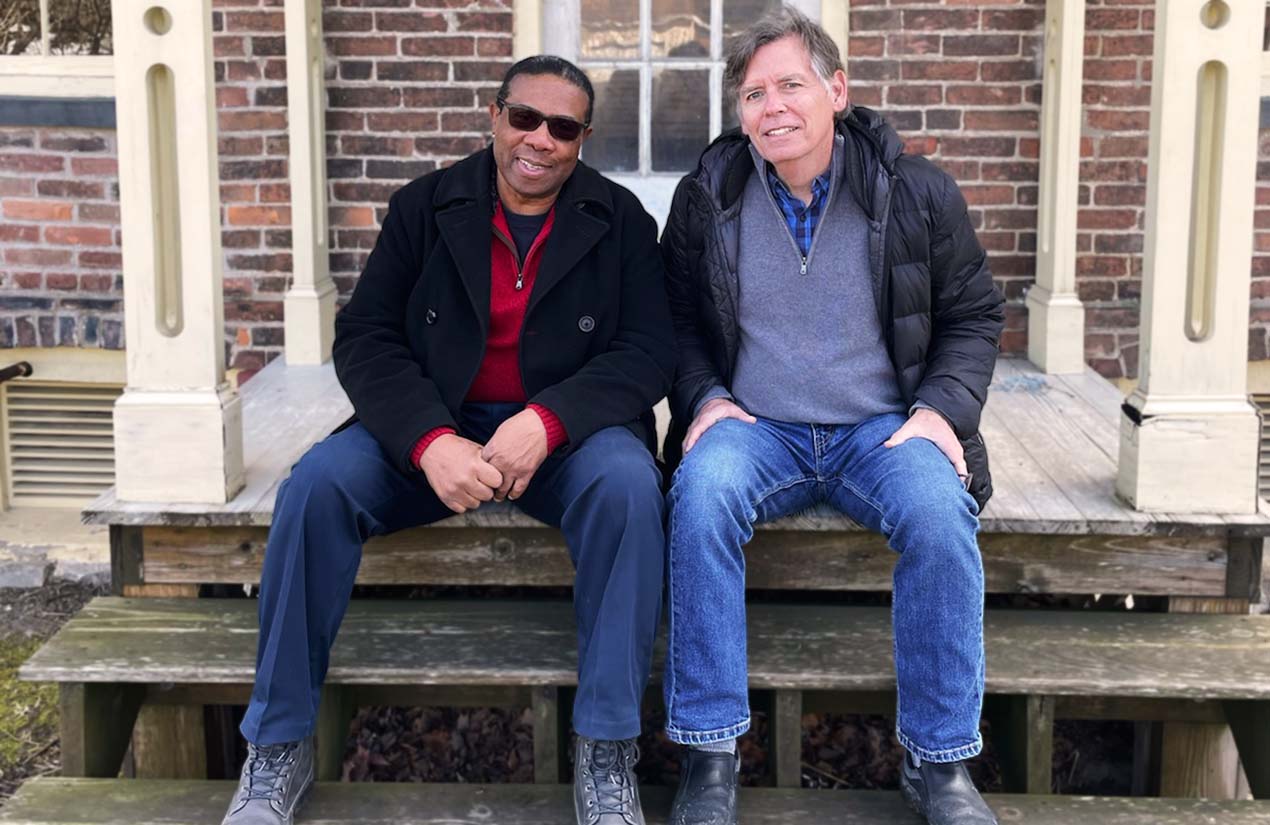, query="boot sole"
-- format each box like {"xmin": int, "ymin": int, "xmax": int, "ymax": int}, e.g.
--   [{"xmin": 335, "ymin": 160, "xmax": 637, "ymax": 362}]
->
[{"xmin": 899, "ymin": 776, "xmax": 929, "ymax": 822}]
